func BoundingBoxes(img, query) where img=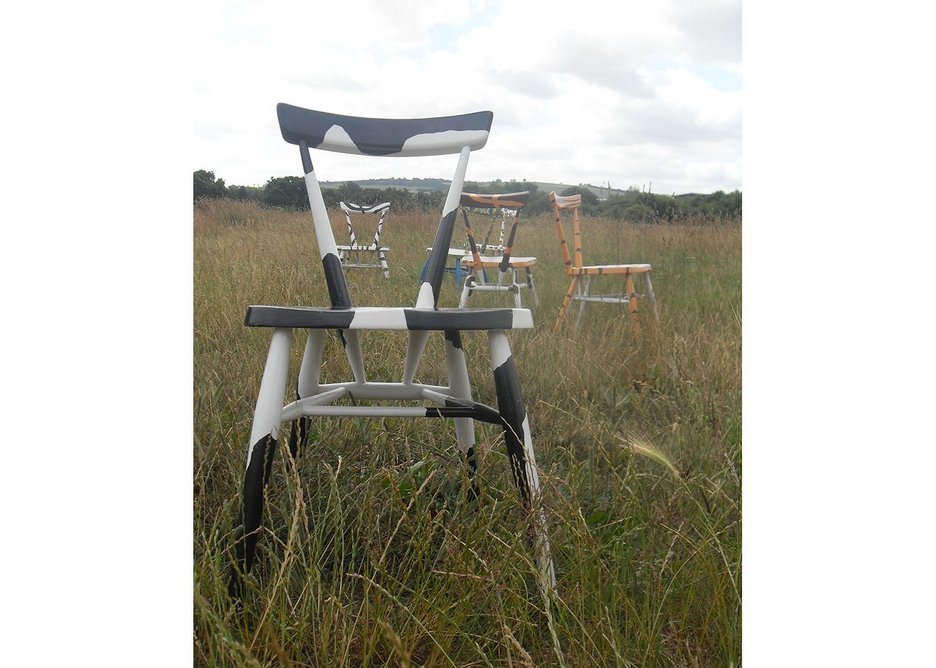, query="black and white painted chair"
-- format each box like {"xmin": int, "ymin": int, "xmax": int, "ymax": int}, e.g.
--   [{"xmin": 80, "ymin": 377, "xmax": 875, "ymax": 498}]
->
[
  {"xmin": 458, "ymin": 191, "xmax": 538, "ymax": 308},
  {"xmin": 337, "ymin": 200, "xmax": 391, "ymax": 278},
  {"xmin": 229, "ymin": 102, "xmax": 556, "ymax": 598}
]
